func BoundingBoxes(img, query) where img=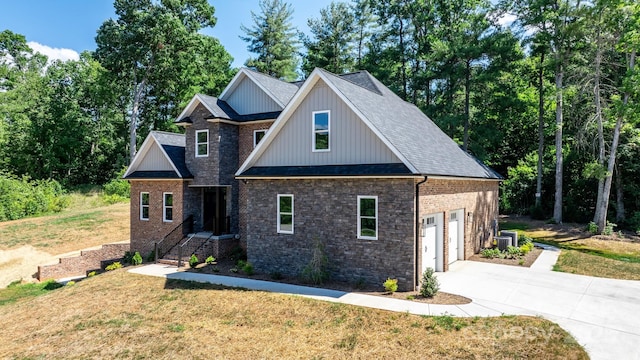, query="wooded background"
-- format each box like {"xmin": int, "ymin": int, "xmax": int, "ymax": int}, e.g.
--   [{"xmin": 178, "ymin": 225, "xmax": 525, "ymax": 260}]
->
[{"xmin": 1, "ymin": 0, "xmax": 639, "ymax": 233}]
